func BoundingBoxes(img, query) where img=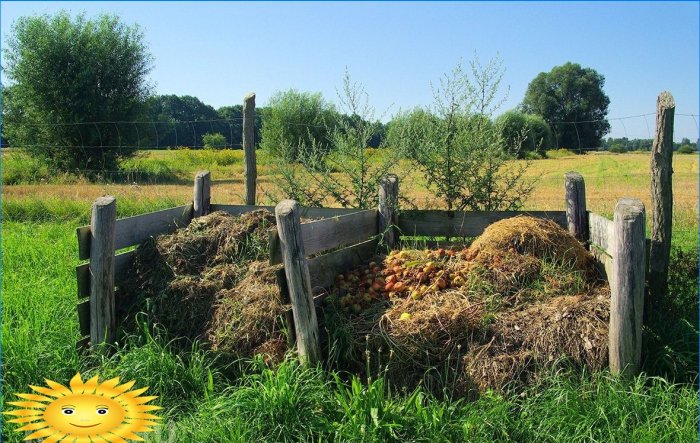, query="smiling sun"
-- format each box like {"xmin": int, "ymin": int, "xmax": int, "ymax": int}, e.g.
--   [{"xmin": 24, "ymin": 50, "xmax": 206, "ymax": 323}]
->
[{"xmin": 3, "ymin": 373, "xmax": 161, "ymax": 442}]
